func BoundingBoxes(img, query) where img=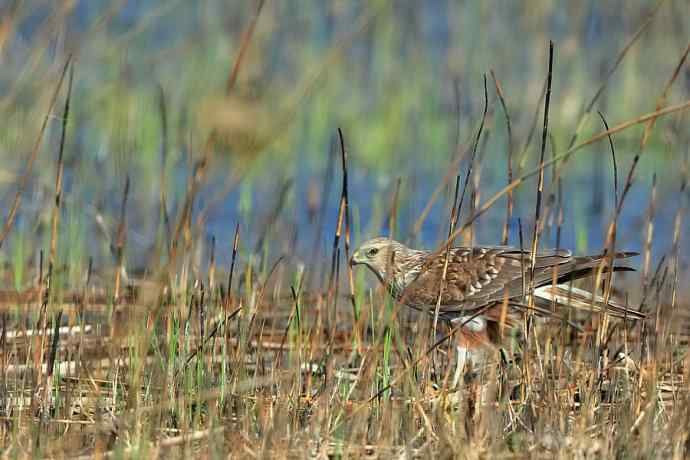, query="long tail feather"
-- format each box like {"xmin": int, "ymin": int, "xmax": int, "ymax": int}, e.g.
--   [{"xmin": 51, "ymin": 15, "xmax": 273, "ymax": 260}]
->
[{"xmin": 533, "ymin": 284, "xmax": 645, "ymax": 320}]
